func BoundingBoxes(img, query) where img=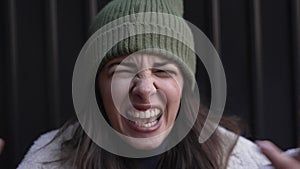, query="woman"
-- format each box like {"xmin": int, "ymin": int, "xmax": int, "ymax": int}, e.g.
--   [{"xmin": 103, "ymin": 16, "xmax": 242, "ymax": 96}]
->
[{"xmin": 17, "ymin": 0, "xmax": 299, "ymax": 168}]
